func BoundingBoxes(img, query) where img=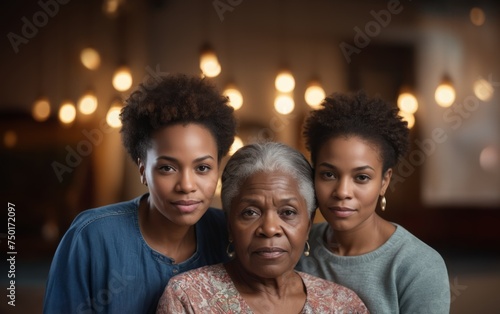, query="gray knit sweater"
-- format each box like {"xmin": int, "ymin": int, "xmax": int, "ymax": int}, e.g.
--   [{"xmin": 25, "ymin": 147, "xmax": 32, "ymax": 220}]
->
[{"xmin": 296, "ymin": 223, "xmax": 450, "ymax": 314}]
